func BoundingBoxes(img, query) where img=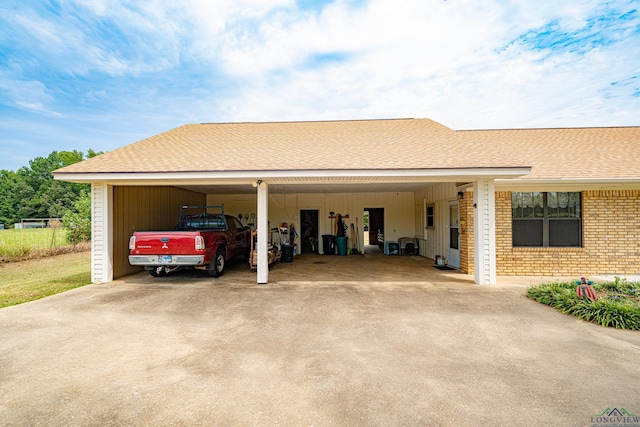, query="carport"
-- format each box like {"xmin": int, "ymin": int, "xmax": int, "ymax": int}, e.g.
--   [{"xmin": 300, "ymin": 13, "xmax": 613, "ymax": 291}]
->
[{"xmin": 53, "ymin": 119, "xmax": 531, "ymax": 286}]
